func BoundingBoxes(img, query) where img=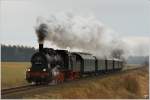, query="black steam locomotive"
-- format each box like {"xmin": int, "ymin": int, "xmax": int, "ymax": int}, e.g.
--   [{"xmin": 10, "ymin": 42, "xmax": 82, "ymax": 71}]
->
[{"xmin": 26, "ymin": 44, "xmax": 123, "ymax": 84}]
